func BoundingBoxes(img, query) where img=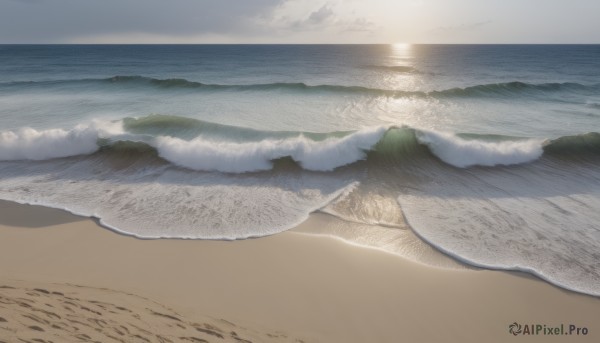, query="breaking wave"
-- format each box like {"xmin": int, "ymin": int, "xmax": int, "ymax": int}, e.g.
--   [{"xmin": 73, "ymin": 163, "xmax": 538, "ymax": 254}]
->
[
  {"xmin": 2, "ymin": 115, "xmax": 598, "ymax": 172},
  {"xmin": 2, "ymin": 115, "xmax": 600, "ymax": 297}
]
